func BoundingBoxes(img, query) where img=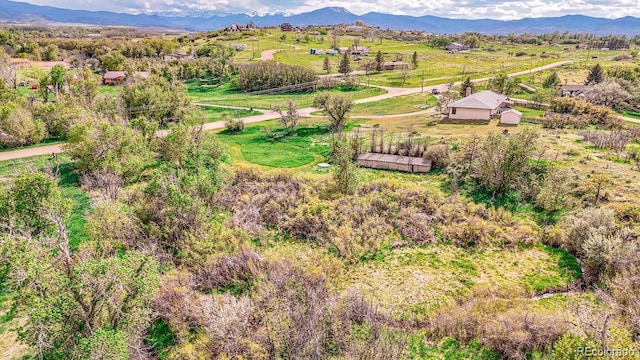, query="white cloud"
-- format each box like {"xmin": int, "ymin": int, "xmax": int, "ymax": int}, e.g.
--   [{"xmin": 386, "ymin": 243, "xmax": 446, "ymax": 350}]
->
[{"xmin": 17, "ymin": 0, "xmax": 640, "ymax": 19}]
